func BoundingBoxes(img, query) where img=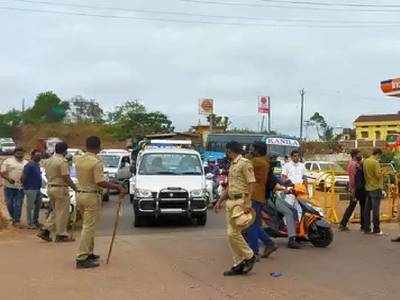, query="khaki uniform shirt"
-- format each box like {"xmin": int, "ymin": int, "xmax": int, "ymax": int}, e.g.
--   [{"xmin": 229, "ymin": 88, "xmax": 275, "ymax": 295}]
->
[
  {"xmin": 0, "ymin": 157, "xmax": 28, "ymax": 189},
  {"xmin": 250, "ymin": 156, "xmax": 269, "ymax": 203},
  {"xmin": 228, "ymin": 155, "xmax": 256, "ymax": 198},
  {"xmin": 43, "ymin": 154, "xmax": 69, "ymax": 186},
  {"xmin": 75, "ymin": 152, "xmax": 105, "ymax": 192}
]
